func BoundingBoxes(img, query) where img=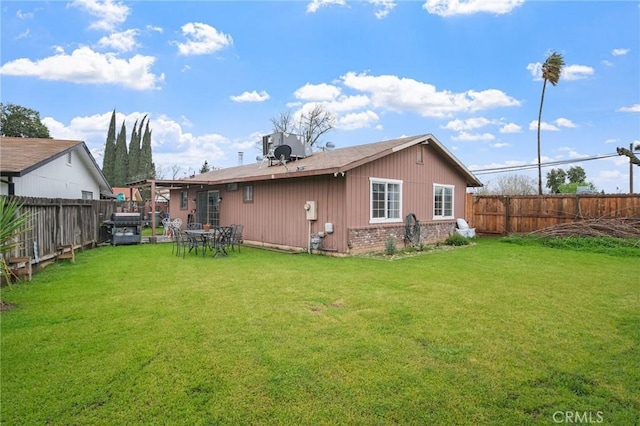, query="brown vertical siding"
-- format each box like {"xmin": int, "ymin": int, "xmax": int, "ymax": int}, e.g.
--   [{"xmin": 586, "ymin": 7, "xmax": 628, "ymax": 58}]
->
[
  {"xmin": 346, "ymin": 143, "xmax": 468, "ymax": 227},
  {"xmin": 180, "ymin": 176, "xmax": 348, "ymax": 252},
  {"xmin": 167, "ymin": 143, "xmax": 473, "ymax": 253}
]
